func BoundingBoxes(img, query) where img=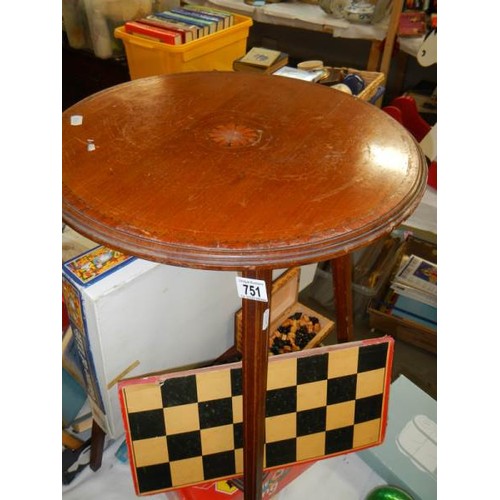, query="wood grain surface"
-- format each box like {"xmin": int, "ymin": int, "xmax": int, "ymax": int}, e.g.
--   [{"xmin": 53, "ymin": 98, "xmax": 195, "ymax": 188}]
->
[{"xmin": 62, "ymin": 71, "xmax": 427, "ymax": 270}]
